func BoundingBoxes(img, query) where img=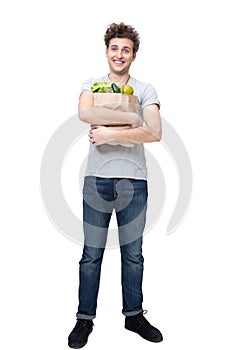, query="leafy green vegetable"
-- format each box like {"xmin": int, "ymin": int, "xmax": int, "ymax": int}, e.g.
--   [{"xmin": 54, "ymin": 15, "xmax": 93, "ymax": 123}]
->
[
  {"xmin": 91, "ymin": 82, "xmax": 113, "ymax": 93},
  {"xmin": 90, "ymin": 81, "xmax": 121, "ymax": 93}
]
